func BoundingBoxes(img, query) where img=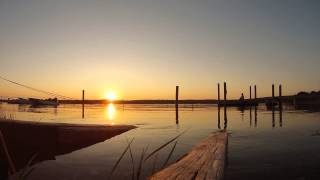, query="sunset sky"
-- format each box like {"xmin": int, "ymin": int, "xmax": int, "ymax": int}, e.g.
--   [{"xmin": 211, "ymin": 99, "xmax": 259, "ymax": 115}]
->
[{"xmin": 0, "ymin": 0, "xmax": 319, "ymax": 100}]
